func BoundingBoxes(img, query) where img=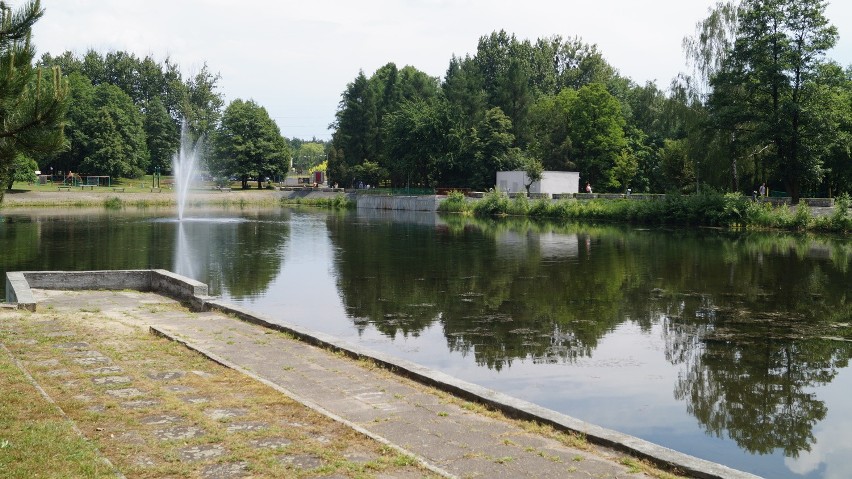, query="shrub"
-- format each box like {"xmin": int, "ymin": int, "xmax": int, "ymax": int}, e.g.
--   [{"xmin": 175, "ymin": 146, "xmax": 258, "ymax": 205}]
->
[
  {"xmin": 438, "ymin": 190, "xmax": 469, "ymax": 213},
  {"xmin": 792, "ymin": 202, "xmax": 812, "ymax": 230},
  {"xmin": 473, "ymin": 190, "xmax": 510, "ymax": 217},
  {"xmin": 508, "ymin": 194, "xmax": 530, "ymax": 216},
  {"xmin": 528, "ymin": 198, "xmax": 553, "ymax": 218},
  {"xmin": 103, "ymin": 197, "xmax": 123, "ymax": 210}
]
